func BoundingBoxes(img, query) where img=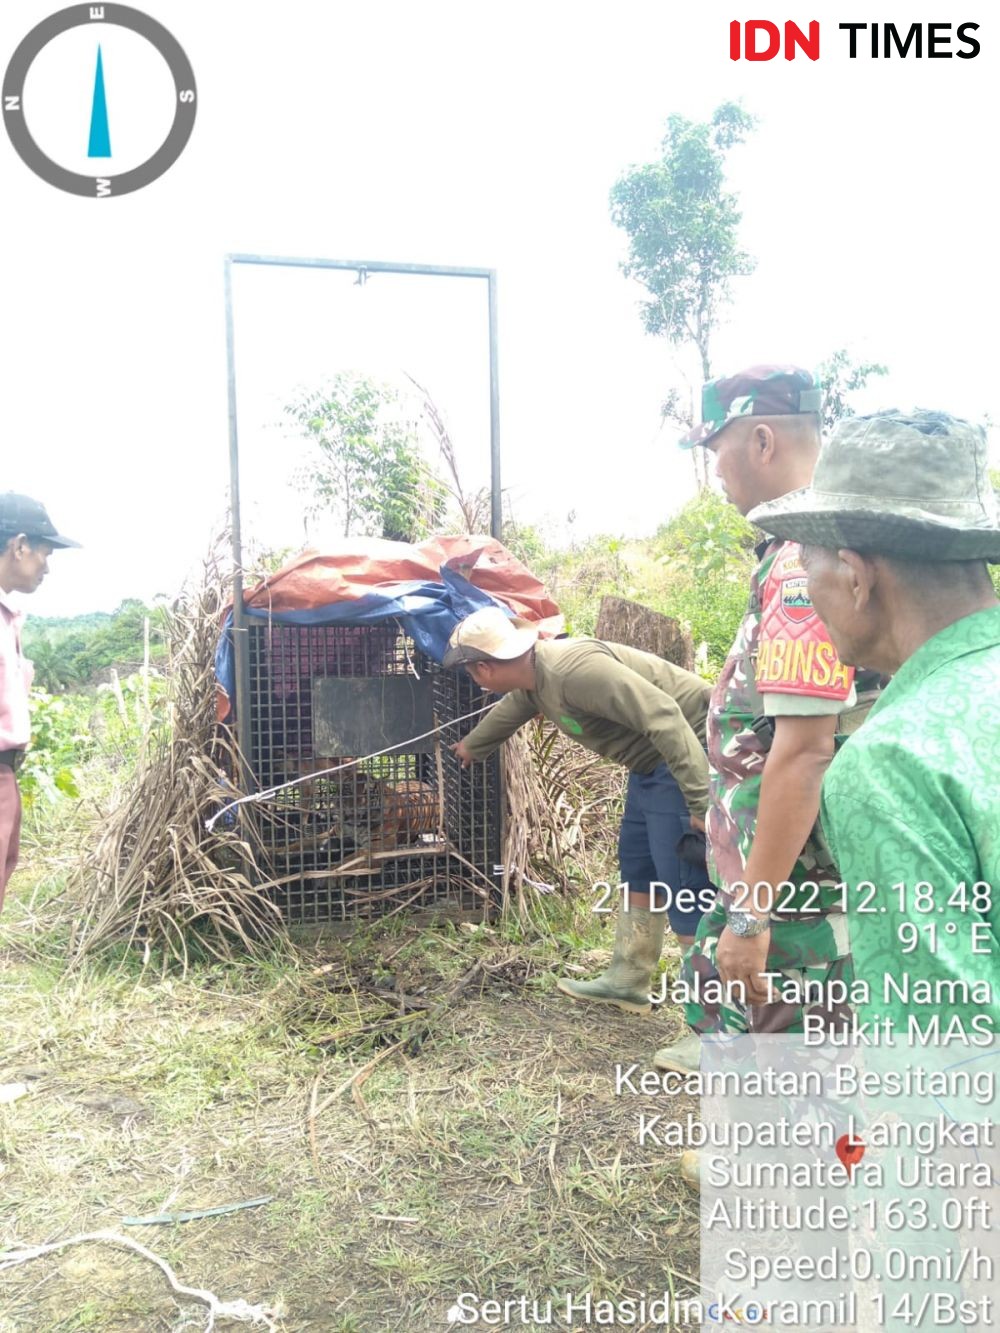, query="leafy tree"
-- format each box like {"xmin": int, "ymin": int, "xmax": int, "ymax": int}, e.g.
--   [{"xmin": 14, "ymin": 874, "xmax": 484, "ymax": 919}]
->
[
  {"xmin": 284, "ymin": 372, "xmax": 448, "ymax": 541},
  {"xmin": 610, "ymin": 102, "xmax": 757, "ymax": 481},
  {"xmin": 816, "ymin": 349, "xmax": 889, "ymax": 431},
  {"xmin": 65, "ymin": 601, "xmax": 167, "ymax": 682}
]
